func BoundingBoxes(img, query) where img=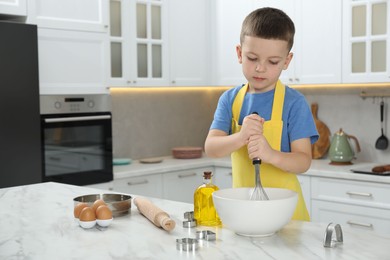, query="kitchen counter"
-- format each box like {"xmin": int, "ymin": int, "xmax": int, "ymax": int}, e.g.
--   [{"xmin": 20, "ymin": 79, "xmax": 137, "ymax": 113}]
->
[
  {"xmin": 115, "ymin": 156, "xmax": 390, "ymax": 184},
  {"xmin": 1, "ymin": 182, "xmax": 389, "ymax": 260},
  {"xmin": 114, "ymin": 156, "xmax": 222, "ymax": 179}
]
